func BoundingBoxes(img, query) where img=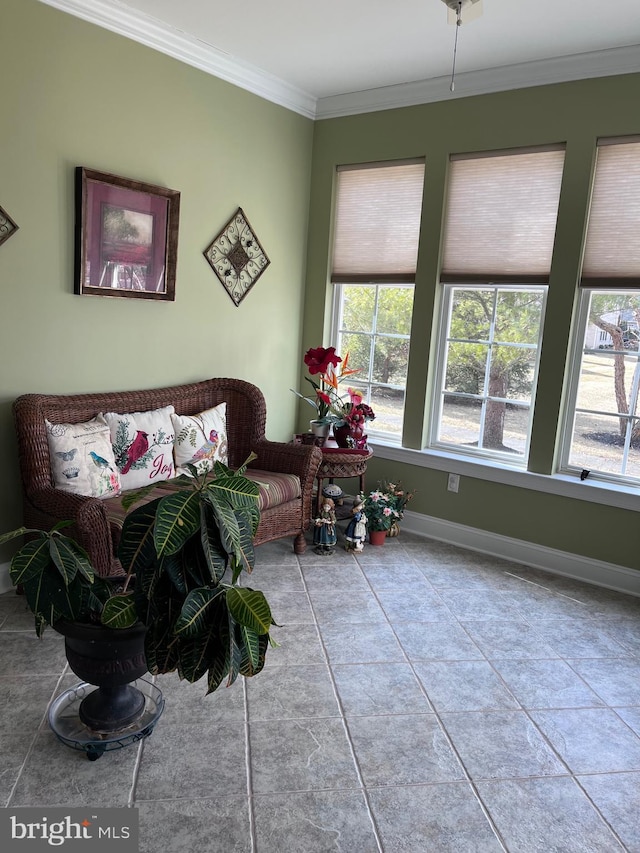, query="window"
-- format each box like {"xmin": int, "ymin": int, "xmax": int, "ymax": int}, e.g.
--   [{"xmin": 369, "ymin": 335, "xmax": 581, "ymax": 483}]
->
[
  {"xmin": 561, "ymin": 138, "xmax": 640, "ymax": 485},
  {"xmin": 331, "ymin": 160, "xmax": 425, "ymax": 438},
  {"xmin": 433, "ymin": 285, "xmax": 546, "ymax": 460},
  {"xmin": 334, "ymin": 283, "xmax": 413, "ymax": 437},
  {"xmin": 564, "ymin": 290, "xmax": 640, "ymax": 483},
  {"xmin": 430, "ymin": 145, "xmax": 565, "ymax": 463}
]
